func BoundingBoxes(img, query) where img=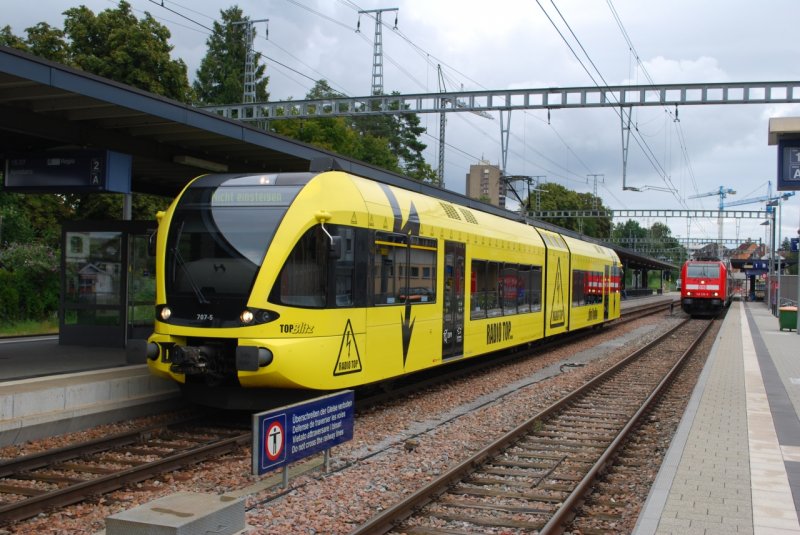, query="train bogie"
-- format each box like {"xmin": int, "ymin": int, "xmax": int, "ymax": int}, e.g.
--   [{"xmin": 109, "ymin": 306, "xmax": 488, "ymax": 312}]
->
[{"xmin": 135, "ymin": 171, "xmax": 623, "ymax": 407}]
